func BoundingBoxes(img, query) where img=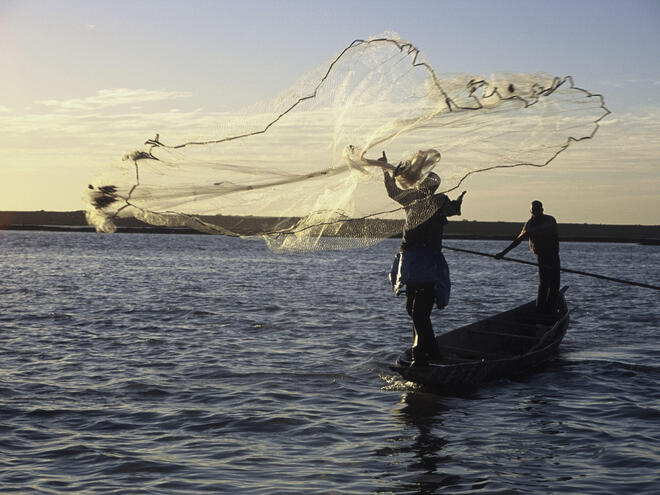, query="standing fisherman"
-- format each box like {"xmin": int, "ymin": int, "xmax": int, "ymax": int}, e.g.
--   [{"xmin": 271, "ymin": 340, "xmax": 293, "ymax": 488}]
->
[
  {"xmin": 380, "ymin": 152, "xmax": 466, "ymax": 367},
  {"xmin": 495, "ymin": 200, "xmax": 560, "ymax": 314}
]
